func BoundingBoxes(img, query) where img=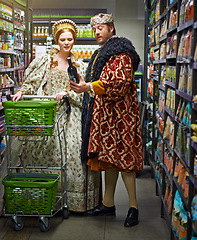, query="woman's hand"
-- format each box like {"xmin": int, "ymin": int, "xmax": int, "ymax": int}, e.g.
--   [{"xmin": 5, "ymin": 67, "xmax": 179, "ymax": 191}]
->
[
  {"xmin": 70, "ymin": 74, "xmax": 91, "ymax": 93},
  {"xmin": 12, "ymin": 90, "xmax": 23, "ymax": 102},
  {"xmin": 54, "ymin": 91, "xmax": 68, "ymax": 101}
]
